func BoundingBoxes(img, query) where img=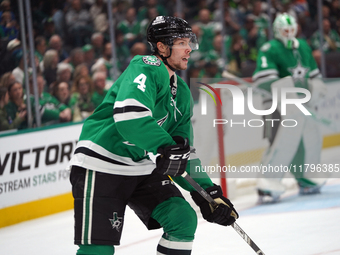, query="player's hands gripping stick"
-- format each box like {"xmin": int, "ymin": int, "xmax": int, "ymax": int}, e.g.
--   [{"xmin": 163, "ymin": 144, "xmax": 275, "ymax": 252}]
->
[
  {"xmin": 191, "ymin": 184, "xmax": 239, "ymax": 226},
  {"xmin": 155, "ymin": 136, "xmax": 190, "ymax": 177}
]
